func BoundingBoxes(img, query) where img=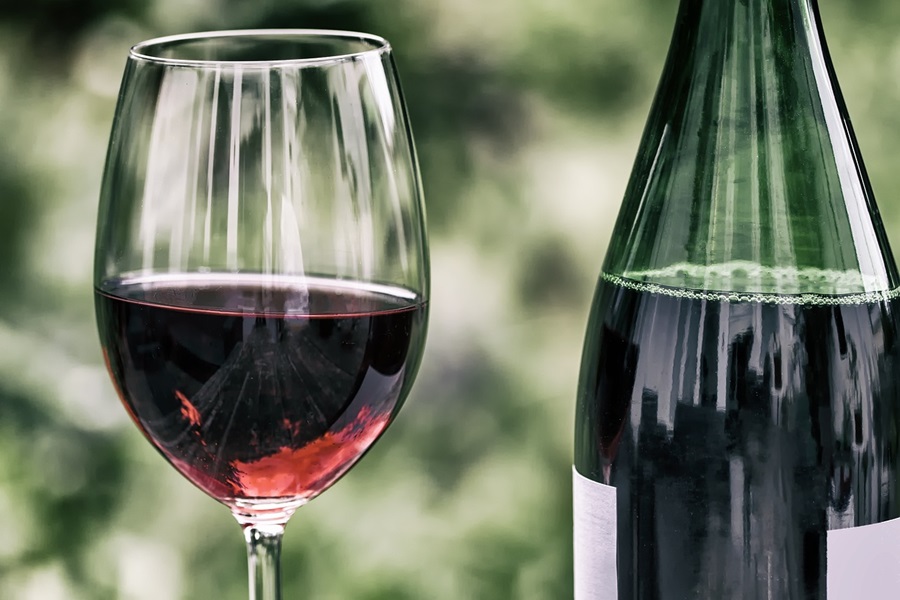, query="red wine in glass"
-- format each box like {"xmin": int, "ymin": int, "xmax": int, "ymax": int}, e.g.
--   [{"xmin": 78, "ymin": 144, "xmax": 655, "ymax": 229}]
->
[{"xmin": 96, "ymin": 274, "xmax": 427, "ymax": 507}]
